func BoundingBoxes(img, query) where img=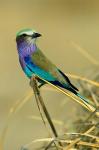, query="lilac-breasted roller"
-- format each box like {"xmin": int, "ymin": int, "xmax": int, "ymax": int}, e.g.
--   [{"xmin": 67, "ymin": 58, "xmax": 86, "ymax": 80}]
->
[{"xmin": 16, "ymin": 28, "xmax": 94, "ymax": 109}]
